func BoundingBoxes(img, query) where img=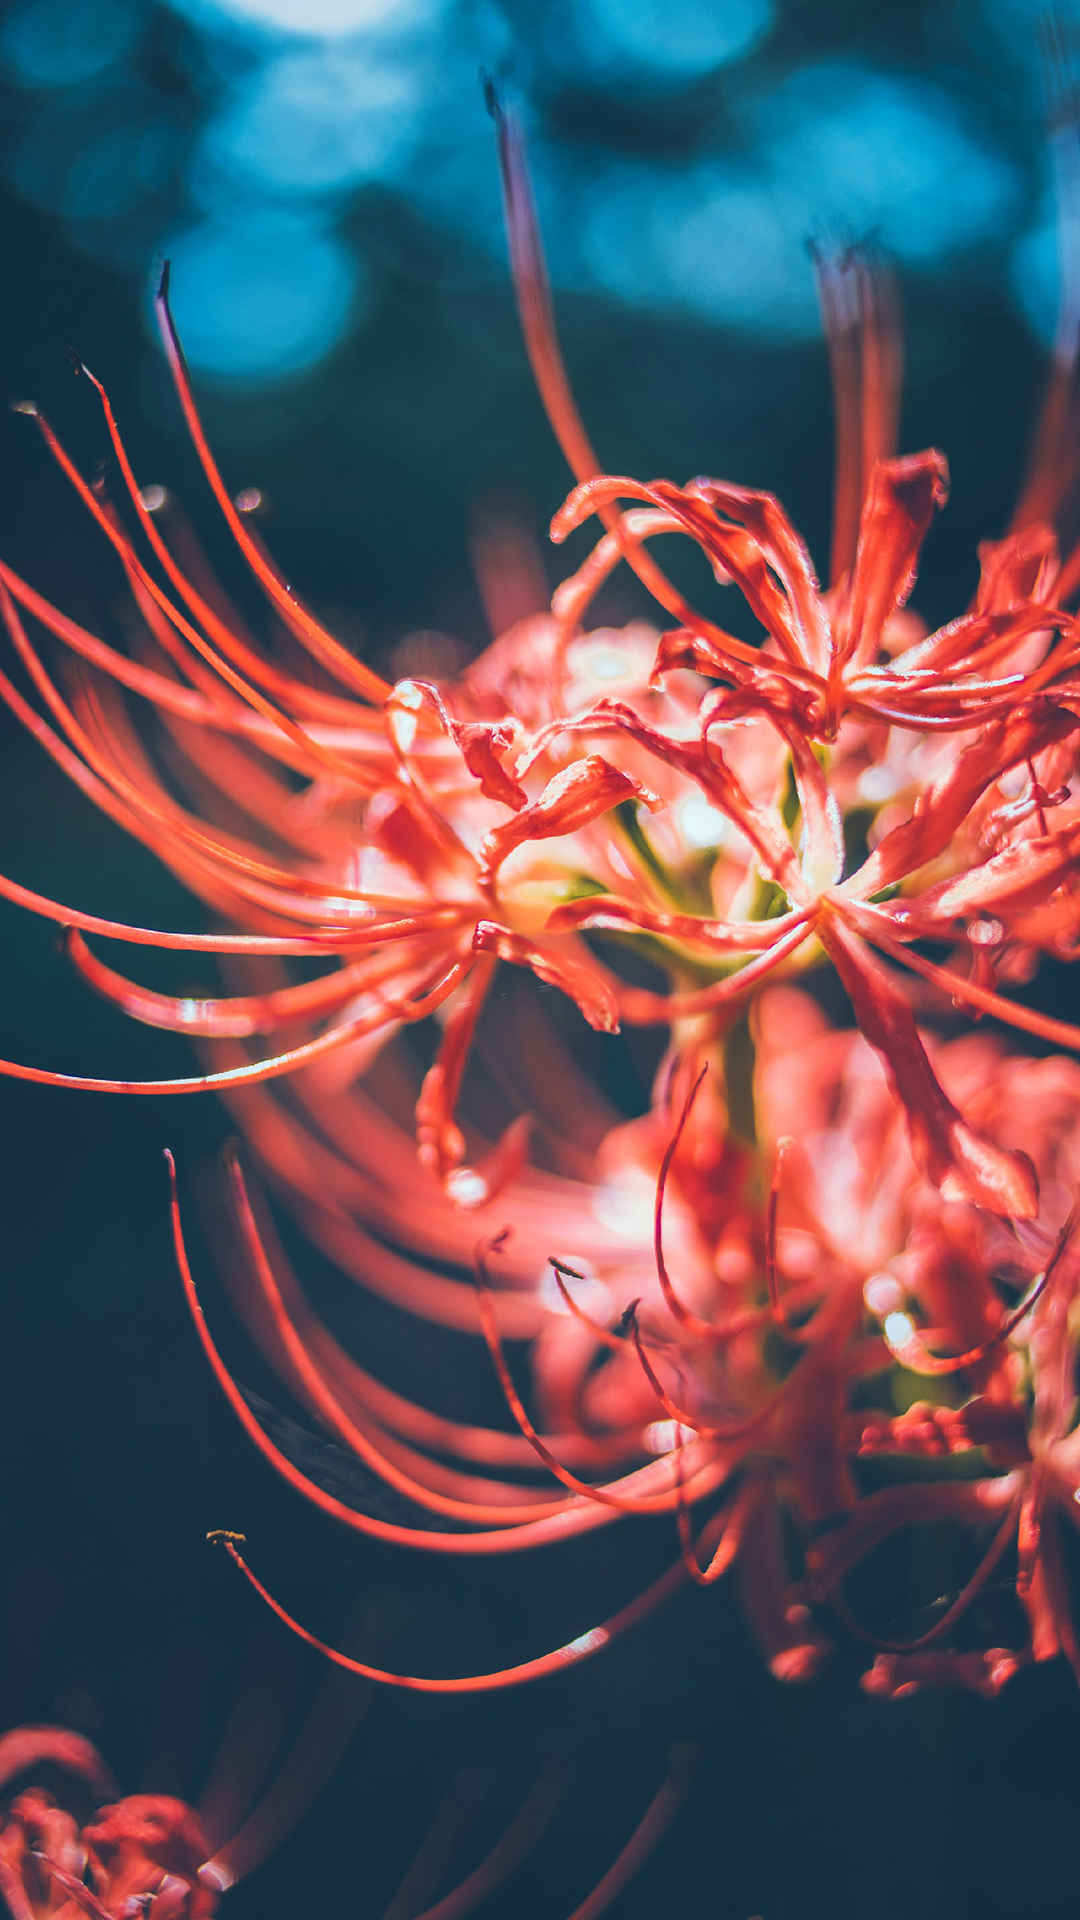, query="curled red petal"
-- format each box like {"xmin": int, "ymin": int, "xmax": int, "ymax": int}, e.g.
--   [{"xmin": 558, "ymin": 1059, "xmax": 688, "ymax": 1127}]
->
[
  {"xmin": 480, "ymin": 755, "xmax": 660, "ymax": 877},
  {"xmin": 875, "ymin": 821, "xmax": 1080, "ymax": 934},
  {"xmin": 853, "ymin": 703, "xmax": 1080, "ymax": 897},
  {"xmin": 416, "ymin": 954, "xmax": 497, "ymax": 1185},
  {"xmin": 471, "ymin": 925, "xmax": 621, "ymax": 1032},
  {"xmin": 975, "ymin": 523, "xmax": 1059, "ymax": 613},
  {"xmin": 821, "ymin": 912, "xmax": 1038, "ymax": 1217},
  {"xmin": 543, "ymin": 894, "xmax": 800, "ymax": 952},
  {"xmin": 389, "ymin": 679, "xmax": 527, "ymax": 809},
  {"xmin": 835, "ymin": 450, "xmax": 949, "ymax": 675},
  {"xmin": 687, "ymin": 475, "xmax": 831, "ymax": 674},
  {"xmin": 0, "ymin": 1727, "xmax": 116, "ymax": 1800}
]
